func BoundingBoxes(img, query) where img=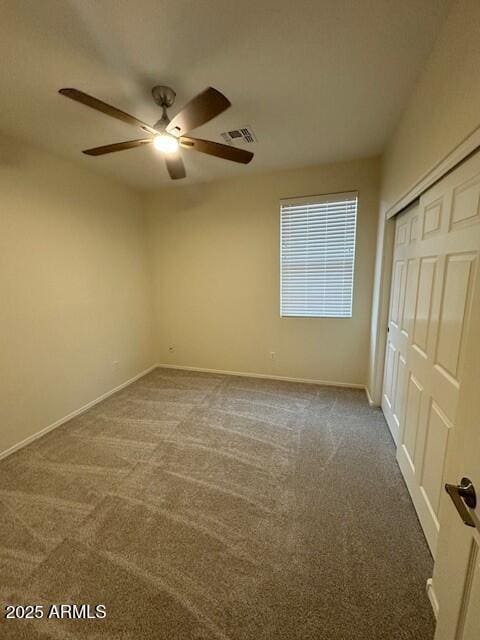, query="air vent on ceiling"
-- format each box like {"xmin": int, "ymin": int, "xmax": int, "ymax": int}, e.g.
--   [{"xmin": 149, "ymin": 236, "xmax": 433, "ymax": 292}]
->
[{"xmin": 220, "ymin": 126, "xmax": 257, "ymax": 145}]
